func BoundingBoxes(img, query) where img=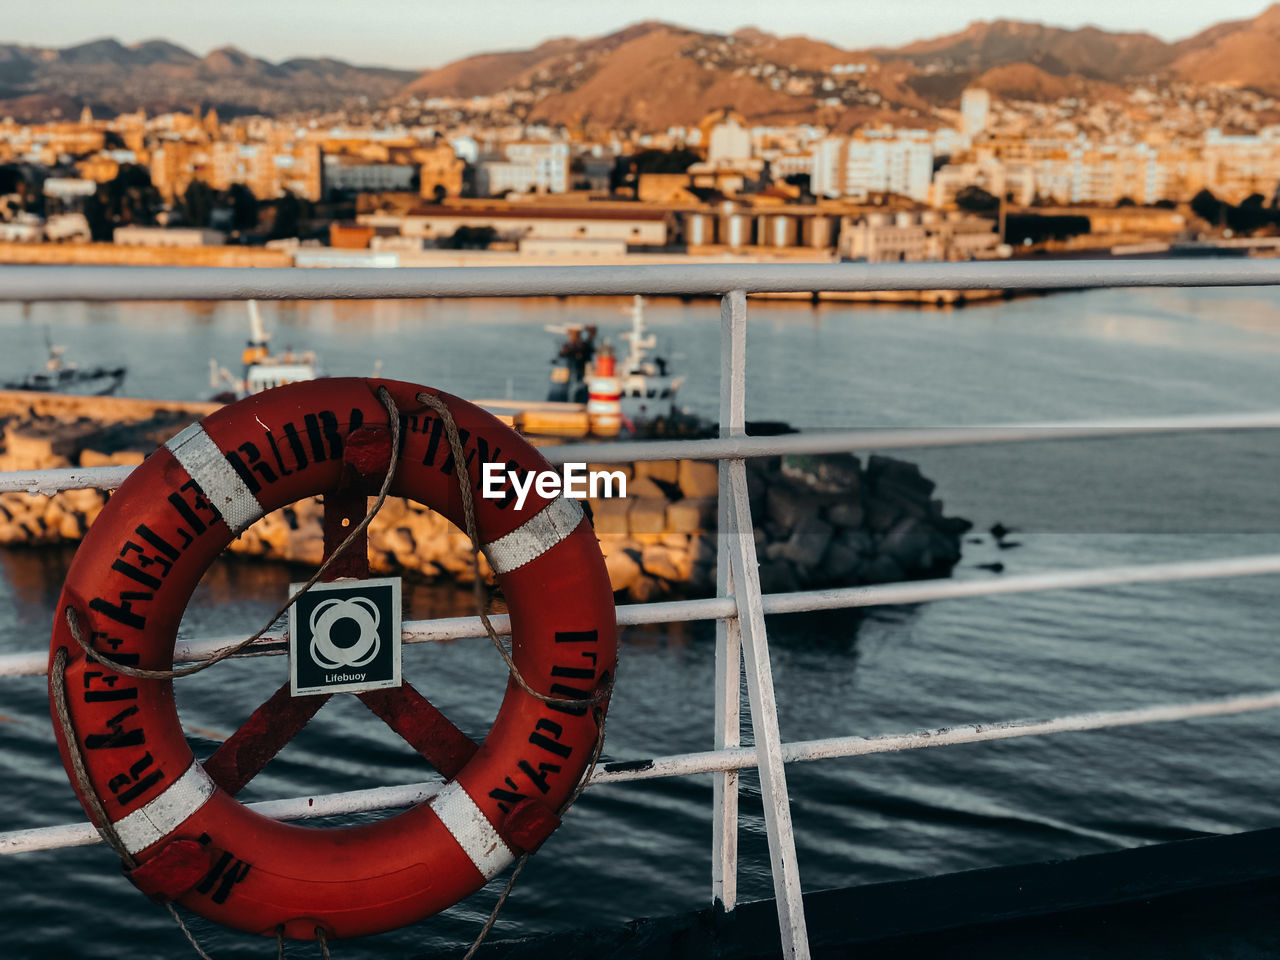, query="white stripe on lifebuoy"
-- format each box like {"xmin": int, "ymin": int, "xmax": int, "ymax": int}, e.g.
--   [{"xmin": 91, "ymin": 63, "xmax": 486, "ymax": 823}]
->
[
  {"xmin": 165, "ymin": 422, "xmax": 264, "ymax": 534},
  {"xmin": 429, "ymin": 781, "xmax": 514, "ymax": 880},
  {"xmin": 113, "ymin": 761, "xmax": 217, "ymax": 856},
  {"xmin": 482, "ymin": 496, "xmax": 583, "ymax": 576}
]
